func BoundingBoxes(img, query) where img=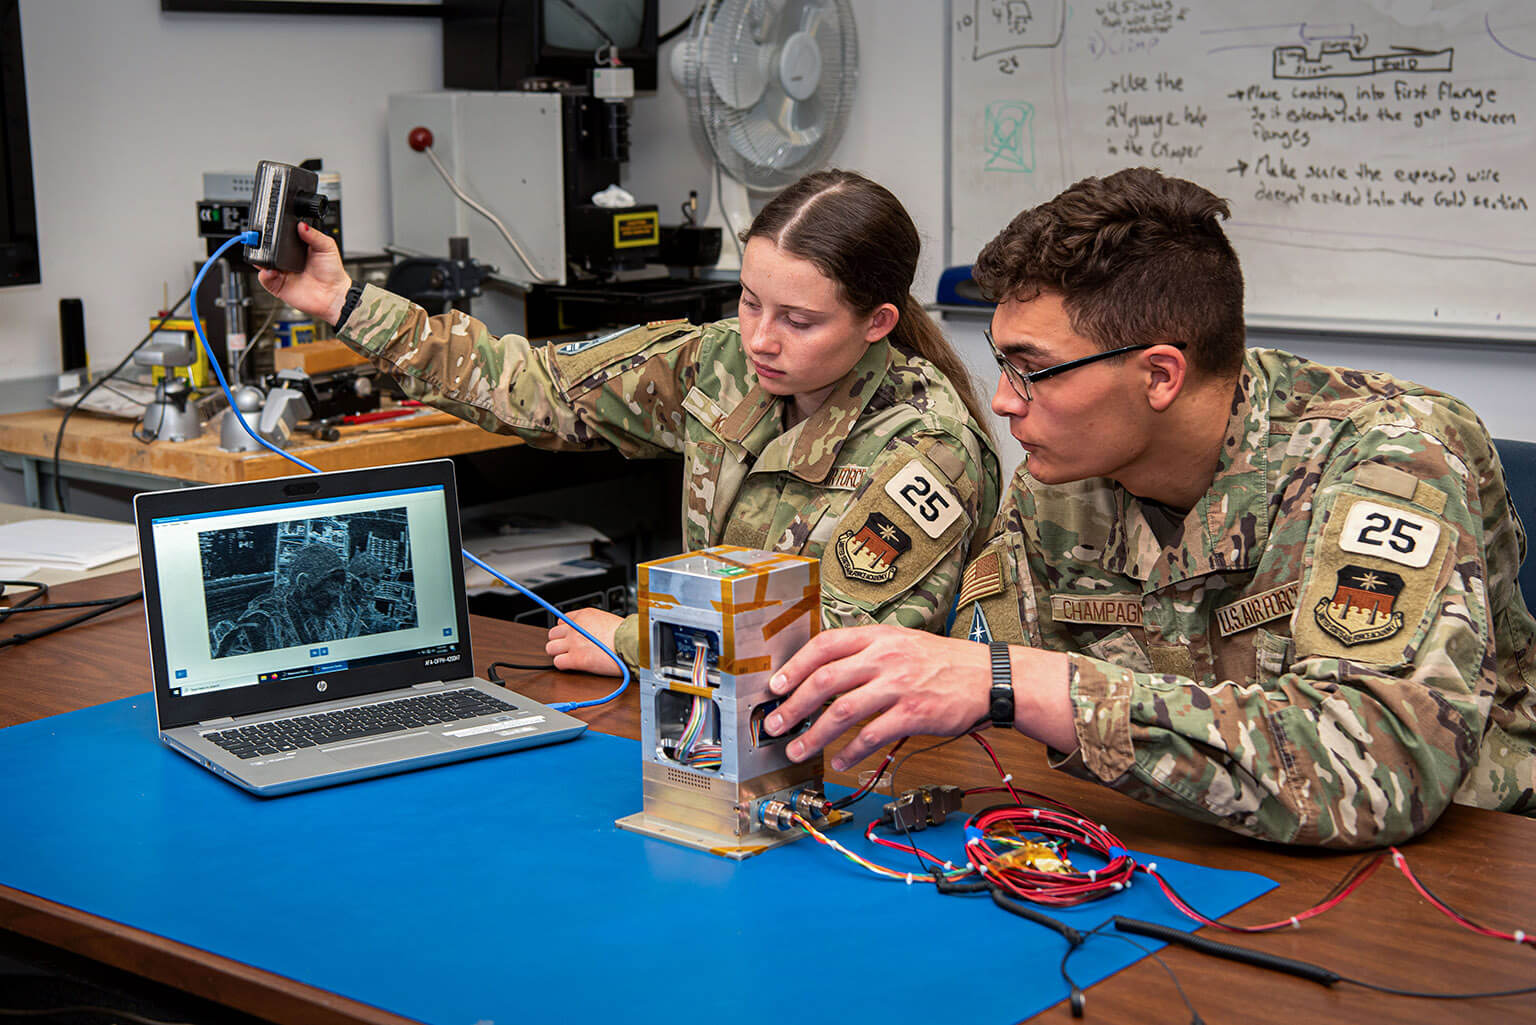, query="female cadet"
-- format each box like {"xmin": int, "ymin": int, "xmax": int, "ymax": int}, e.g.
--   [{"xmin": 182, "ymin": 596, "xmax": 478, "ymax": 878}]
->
[{"xmin": 258, "ymin": 170, "xmax": 1000, "ymax": 675}]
